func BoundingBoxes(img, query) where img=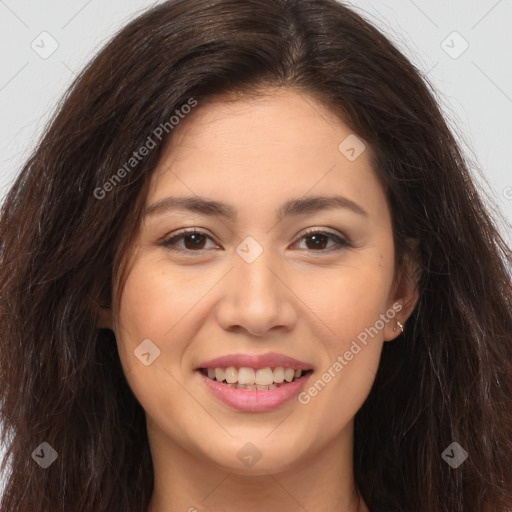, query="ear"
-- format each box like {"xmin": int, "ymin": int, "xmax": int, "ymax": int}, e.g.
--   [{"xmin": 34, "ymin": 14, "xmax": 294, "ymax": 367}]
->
[{"xmin": 384, "ymin": 238, "xmax": 421, "ymax": 342}]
